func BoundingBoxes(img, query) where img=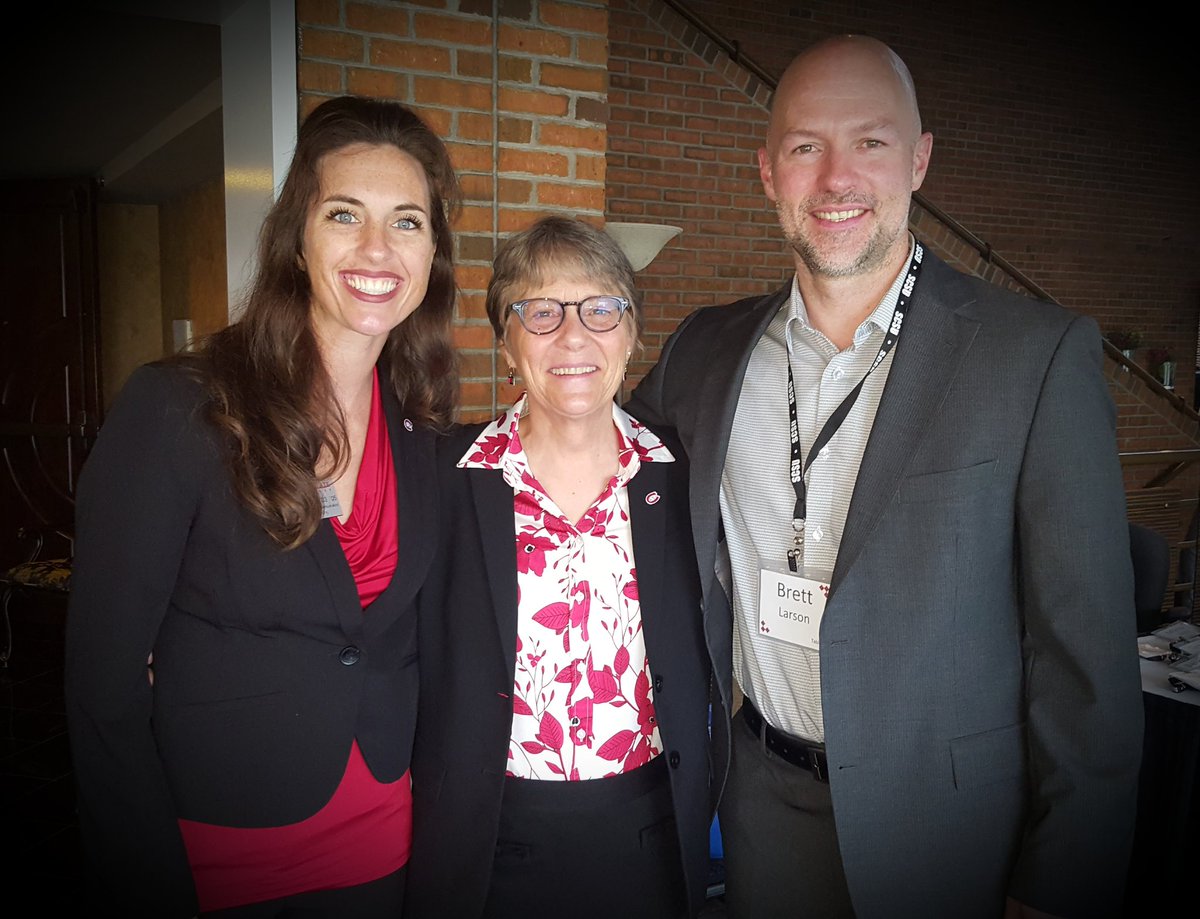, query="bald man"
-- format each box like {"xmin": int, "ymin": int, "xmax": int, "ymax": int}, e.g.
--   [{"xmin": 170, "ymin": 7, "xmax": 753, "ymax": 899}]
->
[{"xmin": 629, "ymin": 35, "xmax": 1141, "ymax": 918}]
